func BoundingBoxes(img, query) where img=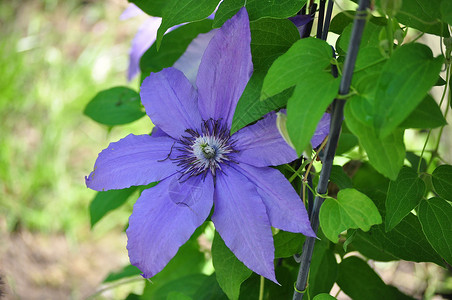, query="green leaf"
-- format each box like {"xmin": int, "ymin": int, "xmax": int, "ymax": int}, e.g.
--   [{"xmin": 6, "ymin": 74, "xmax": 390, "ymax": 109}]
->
[
  {"xmin": 212, "ymin": 231, "xmax": 252, "ymax": 300},
  {"xmin": 345, "ymin": 96, "xmax": 405, "ymax": 180},
  {"xmin": 335, "ymin": 124, "xmax": 359, "ymax": 155},
  {"xmin": 89, "ymin": 187, "xmax": 137, "ymax": 228},
  {"xmin": 193, "ymin": 274, "xmax": 229, "ymax": 300},
  {"xmin": 395, "ymin": 0, "xmax": 449, "ymax": 37},
  {"xmin": 312, "ymin": 294, "xmax": 337, "ymax": 300},
  {"xmin": 231, "ymin": 18, "xmax": 299, "ymax": 133},
  {"xmin": 231, "ymin": 74, "xmax": 291, "ymax": 134},
  {"xmin": 103, "ymin": 264, "xmax": 141, "ymax": 283},
  {"xmin": 142, "ymin": 239, "xmax": 206, "ymax": 298},
  {"xmin": 385, "ymin": 167, "xmax": 426, "ymax": 232},
  {"xmin": 432, "ymin": 165, "xmax": 452, "ymax": 201},
  {"xmin": 406, "ymin": 152, "xmax": 428, "ymax": 173},
  {"xmin": 399, "ymin": 94, "xmax": 447, "ymax": 129},
  {"xmin": 337, "ymin": 256, "xmax": 415, "ymax": 300},
  {"xmin": 261, "ymin": 38, "xmax": 333, "ymax": 100},
  {"xmin": 274, "ymin": 230, "xmax": 305, "ymax": 258},
  {"xmin": 129, "ymin": 0, "xmax": 166, "ymax": 16},
  {"xmin": 166, "ymin": 292, "xmax": 193, "ymax": 300},
  {"xmin": 308, "ymin": 242, "xmax": 338, "ymax": 297},
  {"xmin": 320, "ymin": 188, "xmax": 382, "ymax": 243},
  {"xmin": 250, "ymin": 18, "xmax": 300, "ymax": 72},
  {"xmin": 140, "ymin": 20, "xmax": 213, "ymax": 79},
  {"xmin": 84, "ymin": 87, "xmax": 144, "ymax": 126},
  {"xmin": 151, "ymin": 274, "xmax": 208, "ymax": 300},
  {"xmin": 419, "ymin": 197, "xmax": 452, "ymax": 265},
  {"xmin": 350, "ymin": 191, "xmax": 445, "ymax": 266},
  {"xmin": 213, "ymin": 0, "xmax": 306, "ymax": 28},
  {"xmin": 442, "ymin": 0, "xmax": 452, "ymax": 25},
  {"xmin": 373, "ymin": 43, "xmax": 444, "ymax": 137},
  {"xmin": 156, "ymin": 0, "xmax": 220, "ymax": 48},
  {"xmin": 286, "ymin": 73, "xmax": 340, "ymax": 155},
  {"xmin": 329, "ymin": 165, "xmax": 353, "ymax": 190}
]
